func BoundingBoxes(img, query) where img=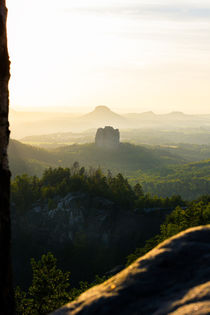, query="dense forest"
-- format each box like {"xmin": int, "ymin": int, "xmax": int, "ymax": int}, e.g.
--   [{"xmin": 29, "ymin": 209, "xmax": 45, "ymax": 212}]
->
[
  {"xmin": 129, "ymin": 159, "xmax": 210, "ymax": 200},
  {"xmin": 12, "ymin": 165, "xmax": 210, "ymax": 314},
  {"xmin": 9, "ymin": 135, "xmax": 210, "ymax": 314},
  {"xmin": 11, "ymin": 165, "xmax": 186, "ymax": 215},
  {"xmin": 12, "ymin": 165, "xmax": 187, "ymax": 314}
]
